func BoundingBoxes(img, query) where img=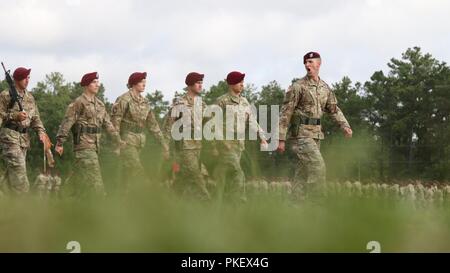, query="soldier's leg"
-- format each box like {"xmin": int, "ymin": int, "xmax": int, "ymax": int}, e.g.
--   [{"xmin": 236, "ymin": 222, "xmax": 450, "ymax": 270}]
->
[
  {"xmin": 289, "ymin": 139, "xmax": 307, "ymax": 197},
  {"xmin": 216, "ymin": 151, "xmax": 245, "ymax": 200},
  {"xmin": 176, "ymin": 149, "xmax": 210, "ymax": 200},
  {"xmin": 1, "ymin": 144, "xmax": 29, "ymax": 195},
  {"xmin": 291, "ymin": 138, "xmax": 326, "ymax": 198},
  {"xmin": 120, "ymin": 145, "xmax": 146, "ymax": 193},
  {"xmin": 73, "ymin": 149, "xmax": 105, "ymax": 199}
]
